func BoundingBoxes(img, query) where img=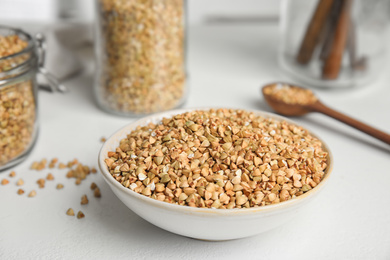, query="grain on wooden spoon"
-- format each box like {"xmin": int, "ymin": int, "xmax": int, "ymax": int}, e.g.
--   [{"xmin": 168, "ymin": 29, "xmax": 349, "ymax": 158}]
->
[{"xmin": 262, "ymin": 83, "xmax": 390, "ymax": 145}]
